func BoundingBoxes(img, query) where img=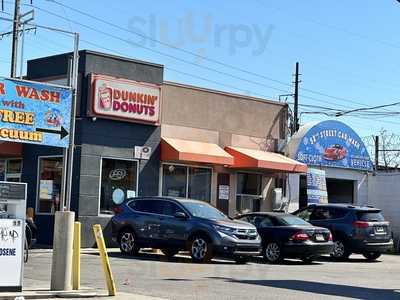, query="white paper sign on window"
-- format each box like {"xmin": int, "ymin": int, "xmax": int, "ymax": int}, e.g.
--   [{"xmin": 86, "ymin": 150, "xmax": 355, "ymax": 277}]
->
[{"xmin": 218, "ymin": 185, "xmax": 230, "ymax": 200}]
